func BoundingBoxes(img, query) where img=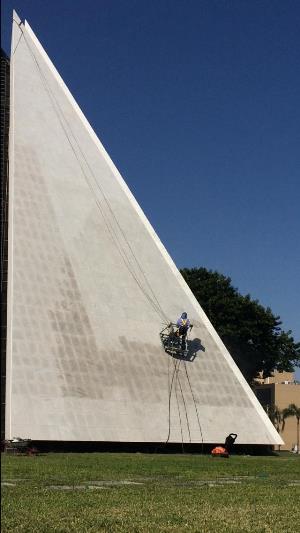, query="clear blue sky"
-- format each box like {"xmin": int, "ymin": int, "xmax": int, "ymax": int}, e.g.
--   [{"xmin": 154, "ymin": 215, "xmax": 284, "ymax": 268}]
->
[{"xmin": 2, "ymin": 1, "xmax": 300, "ymax": 376}]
